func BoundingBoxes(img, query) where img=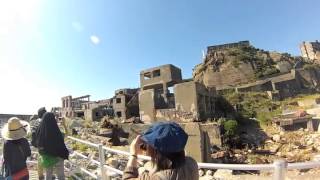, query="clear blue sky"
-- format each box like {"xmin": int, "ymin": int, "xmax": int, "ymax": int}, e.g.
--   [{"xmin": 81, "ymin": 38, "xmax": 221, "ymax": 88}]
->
[{"xmin": 0, "ymin": 0, "xmax": 319, "ymax": 114}]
